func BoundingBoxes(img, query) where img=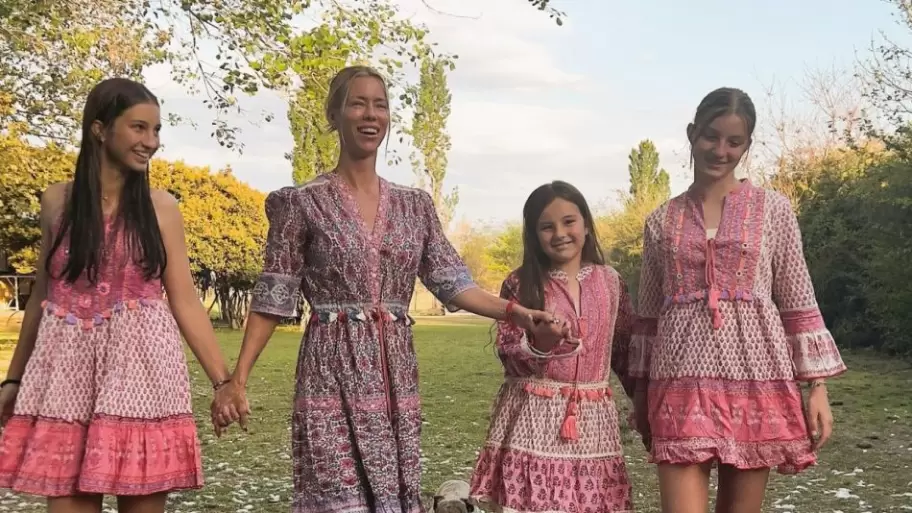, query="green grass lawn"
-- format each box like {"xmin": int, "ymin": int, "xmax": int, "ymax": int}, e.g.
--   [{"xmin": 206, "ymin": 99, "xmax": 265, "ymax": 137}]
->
[{"xmin": 1, "ymin": 317, "xmax": 911, "ymax": 512}]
